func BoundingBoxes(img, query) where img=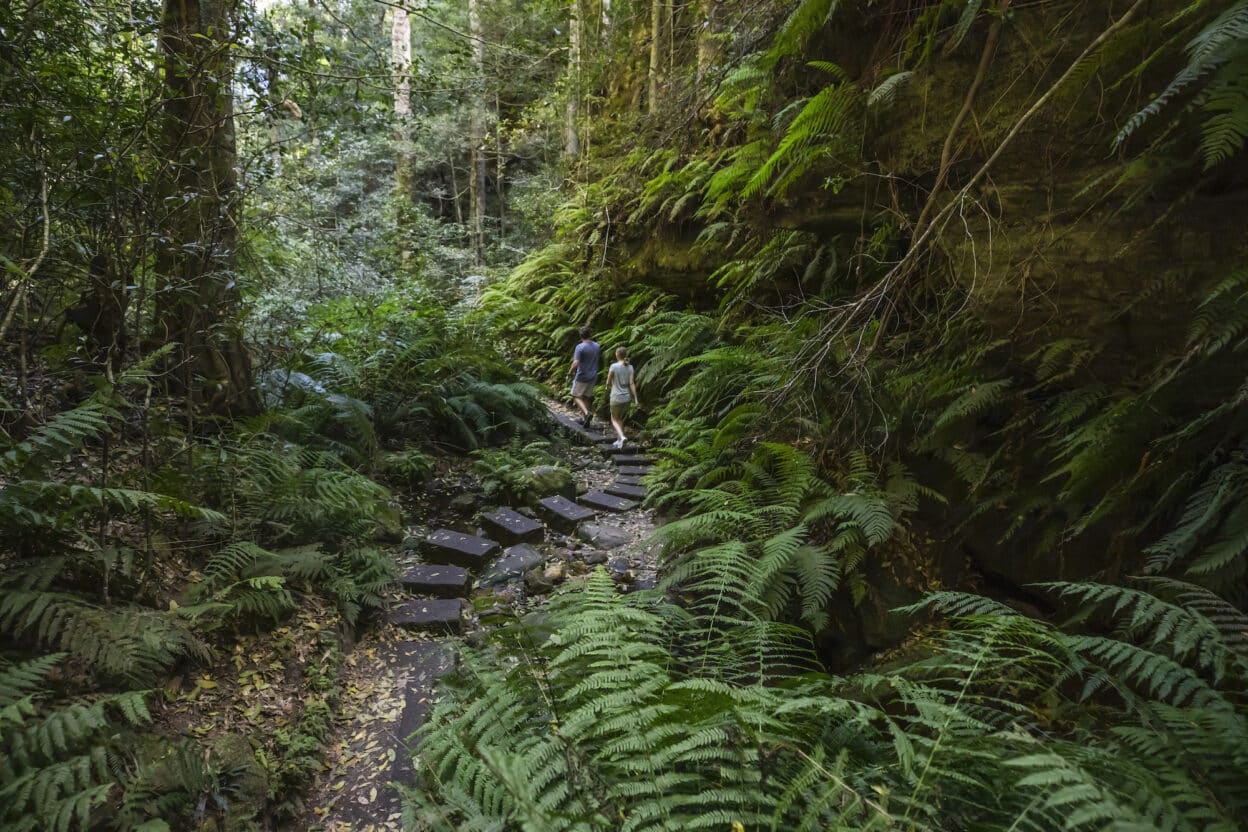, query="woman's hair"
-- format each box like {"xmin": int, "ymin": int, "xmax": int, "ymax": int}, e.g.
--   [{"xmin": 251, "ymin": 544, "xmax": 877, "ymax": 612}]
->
[{"xmin": 616, "ymin": 346, "xmax": 629, "ymax": 363}]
